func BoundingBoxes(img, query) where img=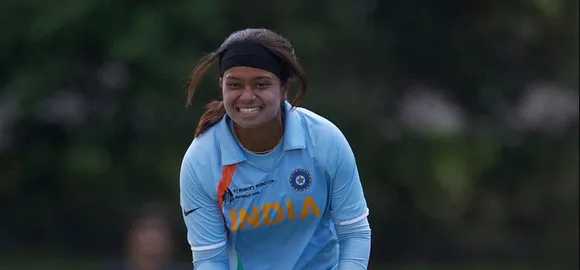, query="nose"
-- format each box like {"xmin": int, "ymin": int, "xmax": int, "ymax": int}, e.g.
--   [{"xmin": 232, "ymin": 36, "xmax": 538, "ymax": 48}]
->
[{"xmin": 239, "ymin": 86, "xmax": 256, "ymax": 102}]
